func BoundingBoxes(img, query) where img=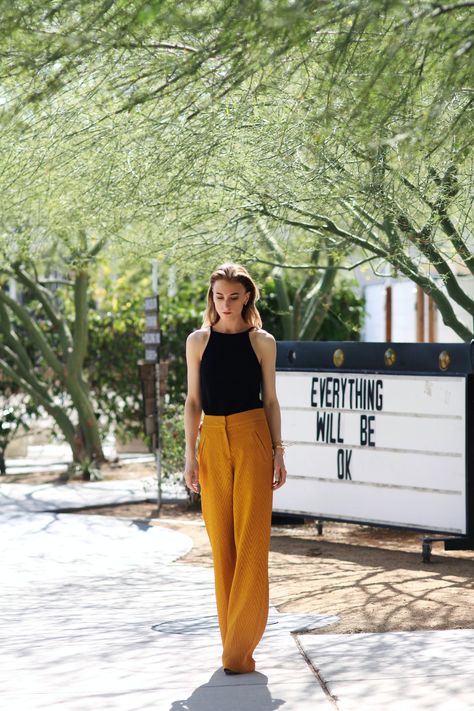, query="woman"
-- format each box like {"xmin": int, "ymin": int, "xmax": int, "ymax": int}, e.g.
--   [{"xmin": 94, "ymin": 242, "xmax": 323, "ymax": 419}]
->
[{"xmin": 184, "ymin": 262, "xmax": 287, "ymax": 675}]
